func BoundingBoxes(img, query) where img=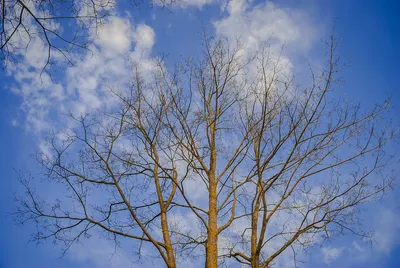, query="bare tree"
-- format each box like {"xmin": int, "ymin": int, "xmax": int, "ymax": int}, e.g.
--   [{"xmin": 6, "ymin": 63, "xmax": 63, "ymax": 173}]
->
[{"xmin": 14, "ymin": 34, "xmax": 397, "ymax": 268}]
